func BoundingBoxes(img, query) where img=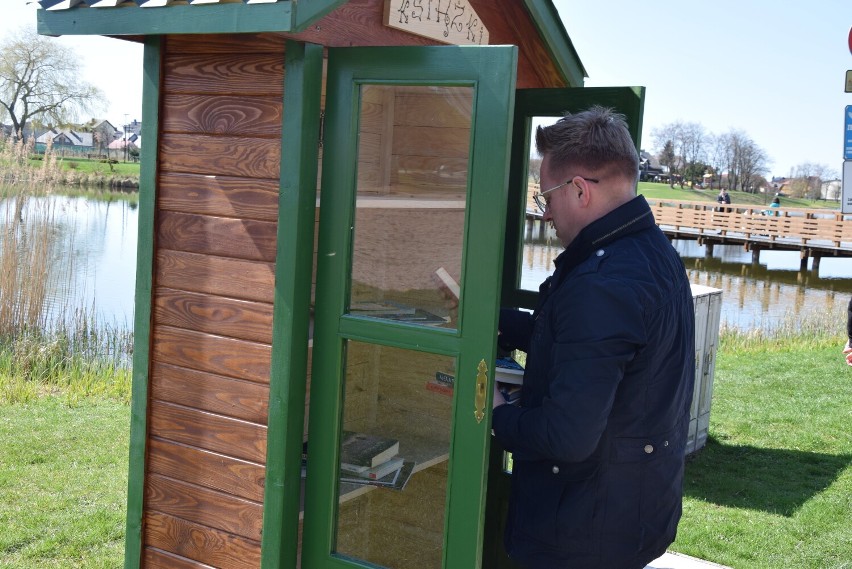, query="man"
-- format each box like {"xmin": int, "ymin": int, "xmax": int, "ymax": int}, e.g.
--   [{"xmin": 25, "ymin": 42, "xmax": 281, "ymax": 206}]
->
[{"xmin": 491, "ymin": 106, "xmax": 695, "ymax": 569}]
